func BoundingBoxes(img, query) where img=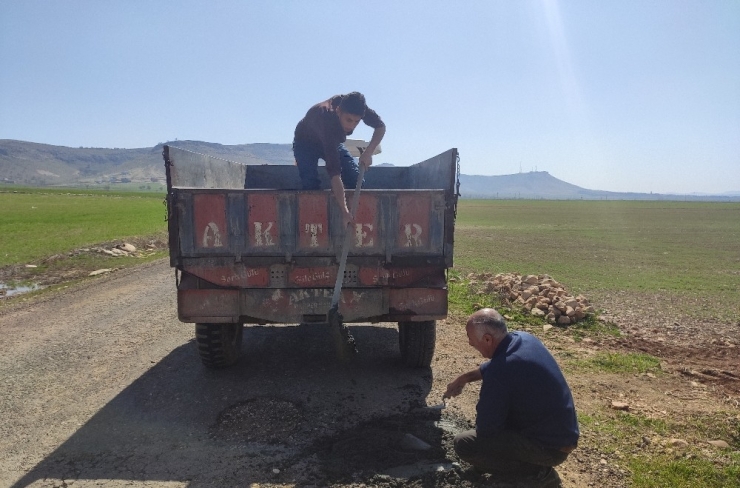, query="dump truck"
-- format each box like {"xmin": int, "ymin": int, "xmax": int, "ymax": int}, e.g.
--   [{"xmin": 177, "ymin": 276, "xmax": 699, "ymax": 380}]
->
[{"xmin": 163, "ymin": 143, "xmax": 459, "ymax": 368}]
